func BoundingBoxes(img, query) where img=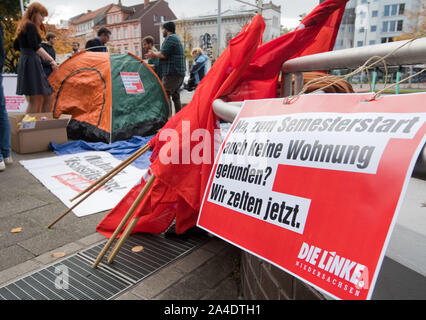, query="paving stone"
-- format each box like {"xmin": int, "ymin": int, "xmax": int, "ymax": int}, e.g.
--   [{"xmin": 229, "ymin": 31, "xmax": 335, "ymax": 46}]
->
[
  {"xmin": 0, "ymin": 215, "xmax": 46, "ymax": 250},
  {"xmin": 0, "ymin": 190, "xmax": 48, "ymax": 218},
  {"xmin": 201, "ymin": 277, "xmax": 240, "ymax": 300},
  {"xmin": 76, "ymin": 233, "xmax": 107, "ymax": 247},
  {"xmin": 0, "ymin": 259, "xmax": 43, "ymax": 286},
  {"xmin": 130, "ymin": 266, "xmax": 185, "ymax": 299},
  {"xmin": 34, "ymin": 242, "xmax": 84, "ymax": 265},
  {"xmin": 17, "ymin": 228, "xmax": 86, "ymax": 256},
  {"xmin": 115, "ymin": 291, "xmax": 144, "ymax": 300},
  {"xmin": 172, "ymin": 248, "xmax": 214, "ymax": 273},
  {"xmin": 0, "ymin": 245, "xmax": 36, "ymax": 272}
]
